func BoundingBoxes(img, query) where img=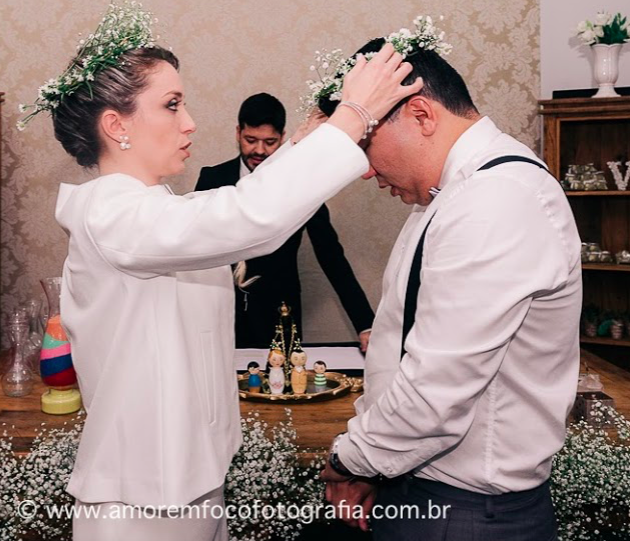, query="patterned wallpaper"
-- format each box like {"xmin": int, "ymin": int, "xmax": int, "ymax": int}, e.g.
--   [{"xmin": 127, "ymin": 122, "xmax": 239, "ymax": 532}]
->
[{"xmin": 0, "ymin": 0, "xmax": 540, "ymax": 347}]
